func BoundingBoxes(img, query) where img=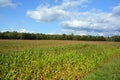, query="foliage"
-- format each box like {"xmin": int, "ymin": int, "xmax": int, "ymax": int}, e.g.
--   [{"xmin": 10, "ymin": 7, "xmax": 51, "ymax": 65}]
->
[
  {"xmin": 111, "ymin": 36, "xmax": 120, "ymax": 42},
  {"xmin": 0, "ymin": 31, "xmax": 119, "ymax": 41},
  {"xmin": 0, "ymin": 40, "xmax": 120, "ymax": 79}
]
